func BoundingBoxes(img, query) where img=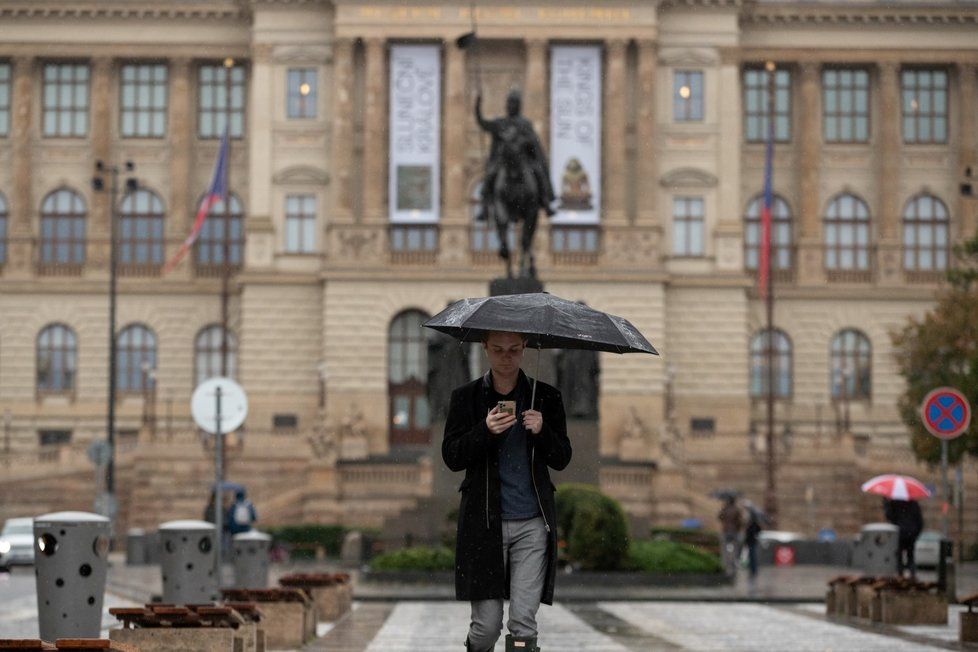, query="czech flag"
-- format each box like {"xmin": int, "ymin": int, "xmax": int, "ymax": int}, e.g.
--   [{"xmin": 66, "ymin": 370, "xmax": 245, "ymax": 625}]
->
[
  {"xmin": 758, "ymin": 101, "xmax": 774, "ymax": 301},
  {"xmin": 162, "ymin": 127, "xmax": 229, "ymax": 275}
]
